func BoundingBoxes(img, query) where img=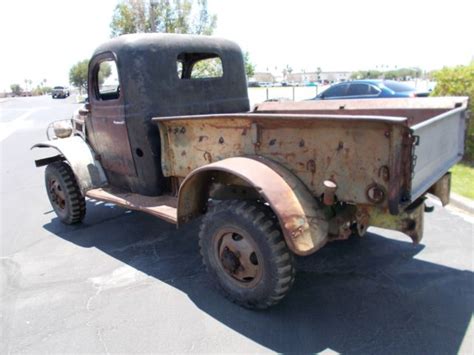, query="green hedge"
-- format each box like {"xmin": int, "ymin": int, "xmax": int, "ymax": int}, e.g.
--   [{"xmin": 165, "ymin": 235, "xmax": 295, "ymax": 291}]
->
[{"xmin": 431, "ymin": 63, "xmax": 474, "ymax": 162}]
